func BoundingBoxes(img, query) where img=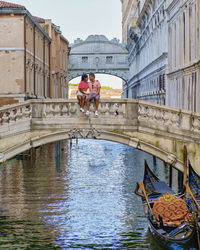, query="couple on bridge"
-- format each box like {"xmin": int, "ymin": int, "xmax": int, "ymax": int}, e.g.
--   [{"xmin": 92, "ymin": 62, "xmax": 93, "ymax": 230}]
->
[{"xmin": 76, "ymin": 73, "xmax": 101, "ymax": 116}]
